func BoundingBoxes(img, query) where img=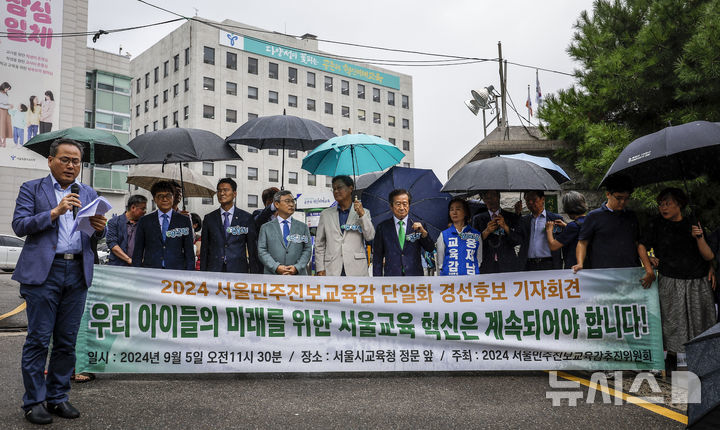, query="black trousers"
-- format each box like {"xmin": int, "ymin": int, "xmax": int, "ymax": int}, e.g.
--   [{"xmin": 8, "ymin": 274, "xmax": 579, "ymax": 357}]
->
[{"xmin": 525, "ymin": 257, "xmax": 554, "ymax": 271}]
